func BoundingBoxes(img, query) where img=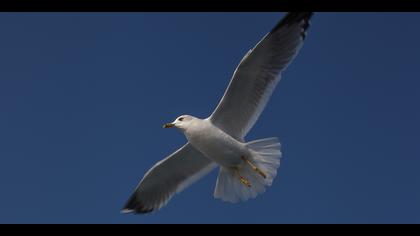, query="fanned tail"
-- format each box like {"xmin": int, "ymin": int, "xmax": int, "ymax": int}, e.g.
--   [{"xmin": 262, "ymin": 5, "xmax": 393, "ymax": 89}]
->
[{"xmin": 214, "ymin": 137, "xmax": 281, "ymax": 203}]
